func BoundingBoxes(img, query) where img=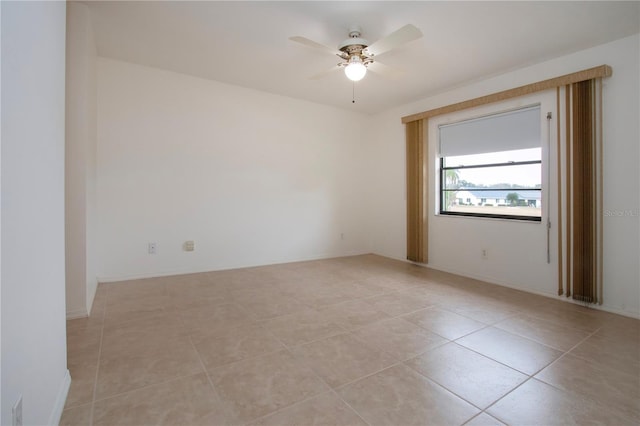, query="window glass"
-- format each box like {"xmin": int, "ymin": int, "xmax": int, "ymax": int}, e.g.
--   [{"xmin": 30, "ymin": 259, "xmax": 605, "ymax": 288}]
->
[{"xmin": 439, "ymin": 107, "xmax": 542, "ymax": 221}]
